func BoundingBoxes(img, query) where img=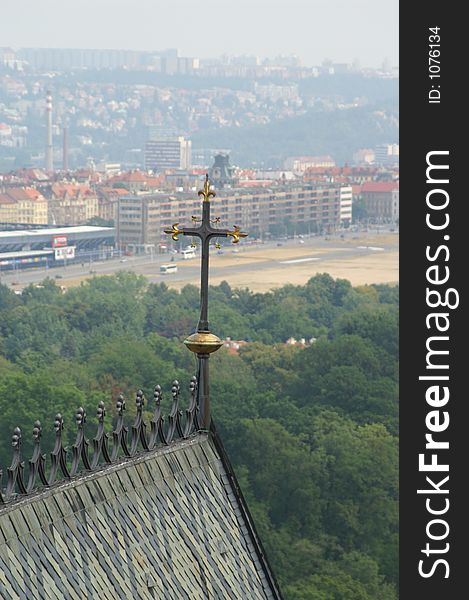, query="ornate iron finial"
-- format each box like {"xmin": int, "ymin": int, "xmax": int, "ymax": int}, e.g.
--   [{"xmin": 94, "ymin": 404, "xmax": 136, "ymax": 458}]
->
[
  {"xmin": 163, "ymin": 174, "xmax": 248, "ymax": 430},
  {"xmin": 27, "ymin": 420, "xmax": 47, "ymax": 492},
  {"xmin": 167, "ymin": 380, "xmax": 183, "ymax": 442},
  {"xmin": 49, "ymin": 414, "xmax": 70, "ymax": 484},
  {"xmin": 12, "ymin": 427, "xmax": 21, "ymax": 449},
  {"xmin": 71, "ymin": 408, "xmax": 91, "ymax": 476},
  {"xmin": 131, "ymin": 390, "xmax": 148, "ymax": 455},
  {"xmin": 198, "ymin": 173, "xmax": 216, "ymax": 202},
  {"xmin": 184, "ymin": 376, "xmax": 199, "ymax": 437},
  {"xmin": 6, "ymin": 427, "xmax": 27, "ymax": 499},
  {"xmin": 91, "ymin": 401, "xmax": 111, "ymax": 468},
  {"xmin": 97, "ymin": 401, "xmax": 106, "ymax": 423},
  {"xmin": 116, "ymin": 393, "xmax": 126, "ymax": 416},
  {"xmin": 76, "ymin": 406, "xmax": 87, "ymax": 428},
  {"xmin": 112, "ymin": 394, "xmax": 130, "ymax": 460},
  {"xmin": 149, "ymin": 384, "xmax": 166, "ymax": 448},
  {"xmin": 1, "ymin": 377, "xmax": 201, "ymax": 504},
  {"xmin": 136, "ymin": 390, "xmax": 145, "ymax": 412},
  {"xmin": 167, "ymin": 222, "xmax": 182, "ymax": 241},
  {"xmin": 228, "ymin": 225, "xmax": 248, "ymax": 244}
]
